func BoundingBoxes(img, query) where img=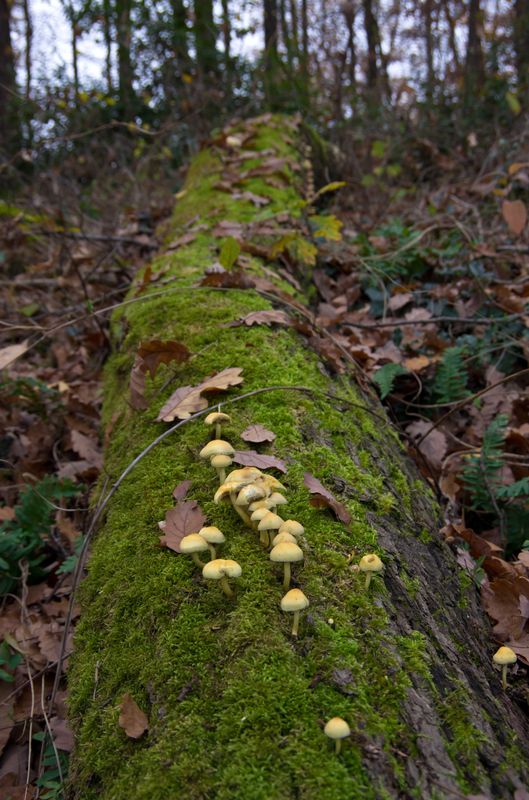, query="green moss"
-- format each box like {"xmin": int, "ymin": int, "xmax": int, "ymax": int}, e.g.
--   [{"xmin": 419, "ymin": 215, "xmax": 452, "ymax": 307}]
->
[
  {"xmin": 67, "ymin": 116, "xmax": 505, "ymax": 799},
  {"xmin": 418, "ymin": 527, "xmax": 432, "ymax": 544},
  {"xmin": 400, "ymin": 572, "xmax": 421, "ymax": 599},
  {"xmin": 437, "ymin": 686, "xmax": 491, "ymax": 792}
]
